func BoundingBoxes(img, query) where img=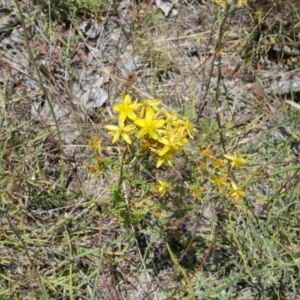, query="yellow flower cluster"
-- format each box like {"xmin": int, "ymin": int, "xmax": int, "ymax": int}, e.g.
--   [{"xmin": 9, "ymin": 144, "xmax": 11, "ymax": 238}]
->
[
  {"xmin": 105, "ymin": 94, "xmax": 197, "ymax": 168},
  {"xmin": 200, "ymin": 146, "xmax": 246, "ymax": 203}
]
